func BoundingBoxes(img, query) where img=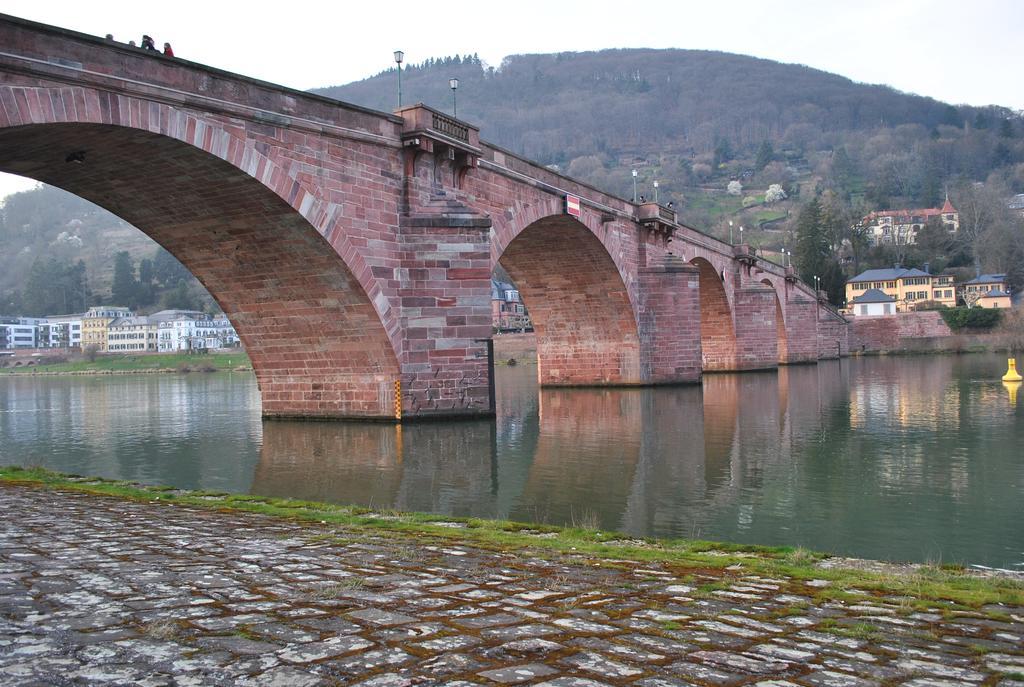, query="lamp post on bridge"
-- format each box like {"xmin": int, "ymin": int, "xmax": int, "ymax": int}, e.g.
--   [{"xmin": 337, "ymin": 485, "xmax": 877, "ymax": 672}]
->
[
  {"xmin": 449, "ymin": 77, "xmax": 459, "ymax": 117},
  {"xmin": 729, "ymin": 220, "xmax": 734, "ymax": 244},
  {"xmin": 653, "ymin": 180, "xmax": 659, "ymax": 204},
  {"xmin": 632, "ymin": 169, "xmax": 638, "ymax": 203},
  {"xmin": 394, "ymin": 50, "xmax": 404, "ymax": 108}
]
